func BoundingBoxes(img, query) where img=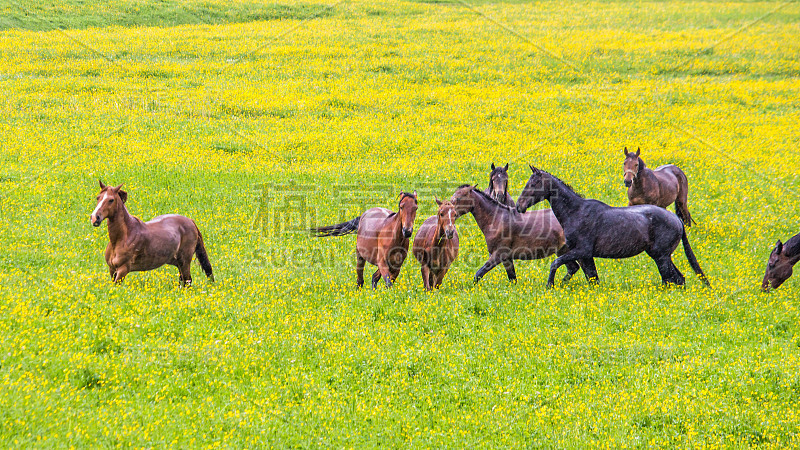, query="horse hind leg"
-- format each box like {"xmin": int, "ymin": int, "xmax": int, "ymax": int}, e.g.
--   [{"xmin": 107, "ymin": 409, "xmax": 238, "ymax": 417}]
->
[
  {"xmin": 356, "ymin": 254, "xmax": 366, "ymax": 288},
  {"xmin": 675, "ymin": 173, "xmax": 694, "ymax": 226},
  {"xmin": 655, "ymin": 256, "xmax": 683, "ymax": 286}
]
